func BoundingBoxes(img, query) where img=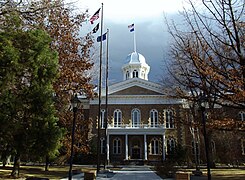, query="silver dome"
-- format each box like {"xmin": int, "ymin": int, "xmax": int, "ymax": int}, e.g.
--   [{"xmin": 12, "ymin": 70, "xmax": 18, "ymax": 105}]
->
[{"xmin": 125, "ymin": 51, "xmax": 146, "ymax": 64}]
